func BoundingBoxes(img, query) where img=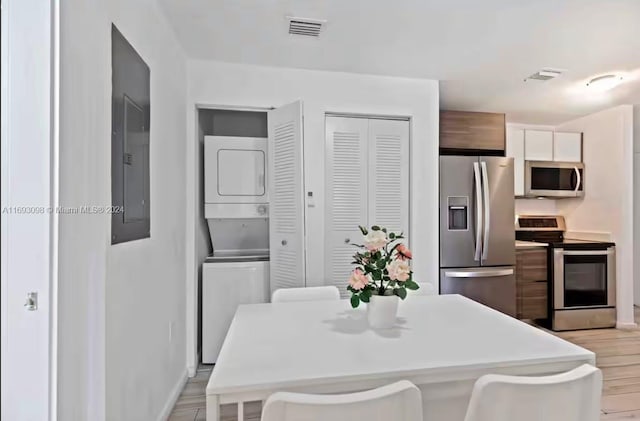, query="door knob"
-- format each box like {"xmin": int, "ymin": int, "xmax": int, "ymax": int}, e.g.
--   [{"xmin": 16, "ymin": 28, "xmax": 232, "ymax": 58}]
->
[{"xmin": 281, "ymin": 240, "xmax": 287, "ymax": 246}]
